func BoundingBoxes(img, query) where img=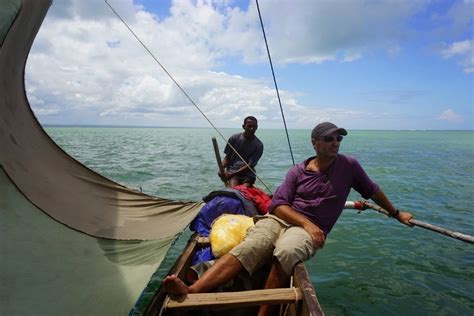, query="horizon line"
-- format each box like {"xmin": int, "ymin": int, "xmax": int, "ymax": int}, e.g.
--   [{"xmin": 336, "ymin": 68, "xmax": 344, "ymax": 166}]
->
[{"xmin": 41, "ymin": 123, "xmax": 474, "ymax": 132}]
